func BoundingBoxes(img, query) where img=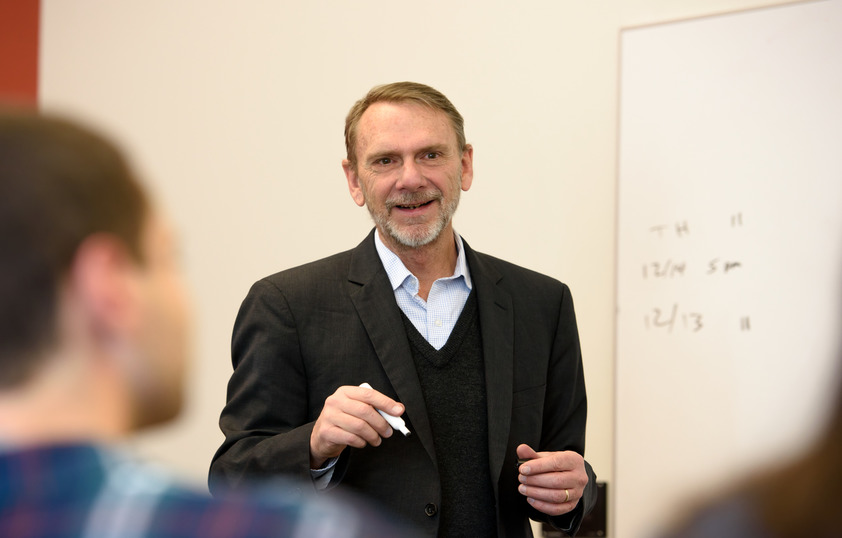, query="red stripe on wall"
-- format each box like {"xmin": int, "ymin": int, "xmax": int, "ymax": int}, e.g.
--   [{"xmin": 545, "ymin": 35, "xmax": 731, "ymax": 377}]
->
[{"xmin": 0, "ymin": 0, "xmax": 40, "ymax": 106}]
